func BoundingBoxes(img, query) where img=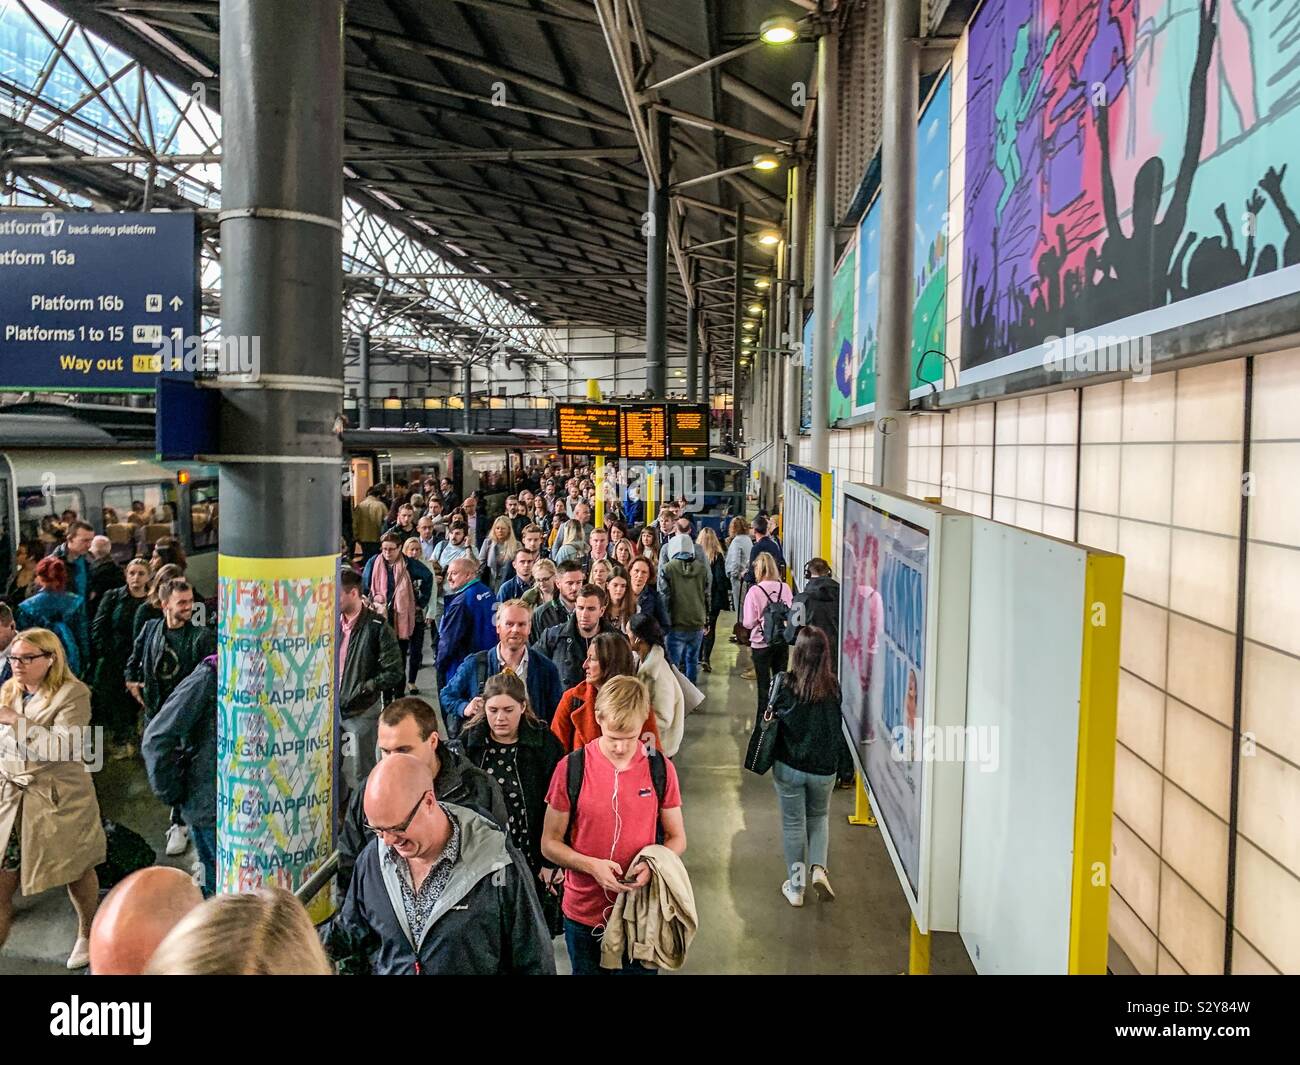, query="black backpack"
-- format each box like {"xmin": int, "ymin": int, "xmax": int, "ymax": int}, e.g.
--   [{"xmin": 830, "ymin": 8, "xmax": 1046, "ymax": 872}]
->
[
  {"xmin": 563, "ymin": 745, "xmax": 668, "ymax": 845},
  {"xmin": 760, "ymin": 586, "xmax": 791, "ymax": 650}
]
